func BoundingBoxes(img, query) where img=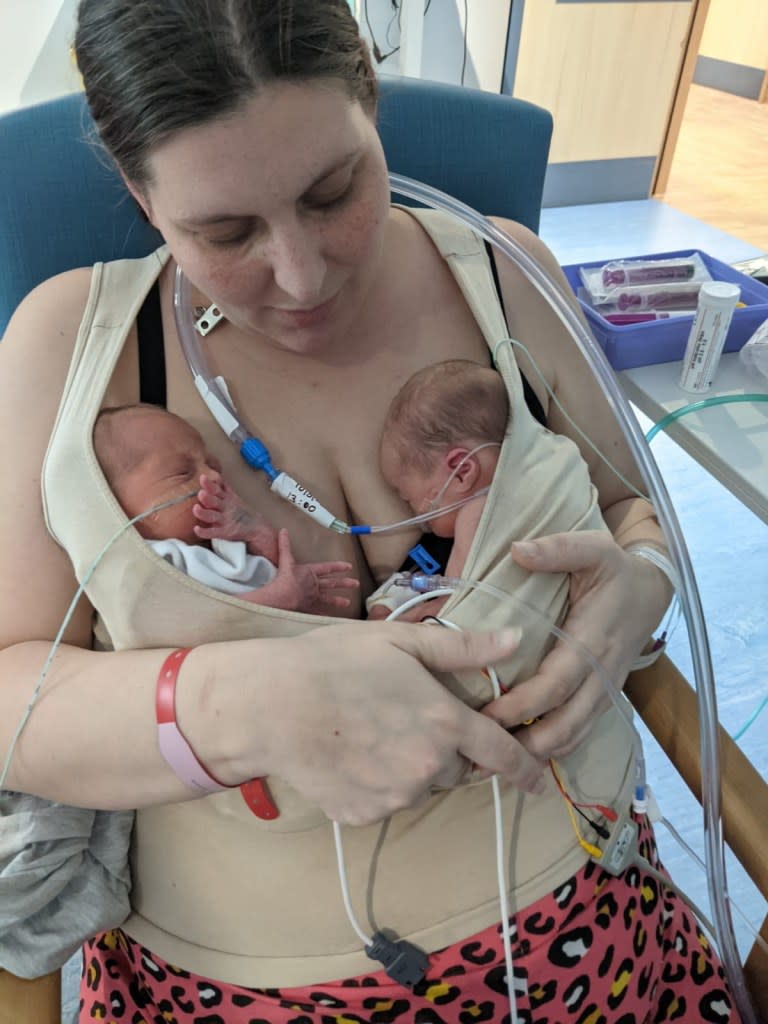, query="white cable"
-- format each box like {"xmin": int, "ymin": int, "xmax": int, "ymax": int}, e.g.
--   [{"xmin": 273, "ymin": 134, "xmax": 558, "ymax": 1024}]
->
[
  {"xmin": 383, "ymin": 588, "xmax": 456, "ymax": 620},
  {"xmin": 422, "ymin": 614, "xmax": 518, "ymax": 1021},
  {"xmin": 478, "ymin": 662, "xmax": 520, "ymax": 1022},
  {"xmin": 331, "ymin": 588, "xmax": 519, "ymax": 1021},
  {"xmin": 329, "ymin": 589, "xmax": 455, "ymax": 960},
  {"xmin": 397, "ymin": 593, "xmax": 519, "ymax": 1019},
  {"xmin": 0, "ymin": 491, "xmax": 197, "ymax": 790},
  {"xmin": 331, "ymin": 820, "xmax": 372, "ymax": 947},
  {"xmin": 624, "ymin": 543, "xmax": 681, "ymax": 593},
  {"xmin": 495, "ymin": 338, "xmax": 650, "ymax": 504},
  {"xmin": 632, "ymin": 854, "xmax": 717, "ymax": 938},
  {"xmin": 657, "ymin": 814, "xmax": 768, "ymax": 957}
]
